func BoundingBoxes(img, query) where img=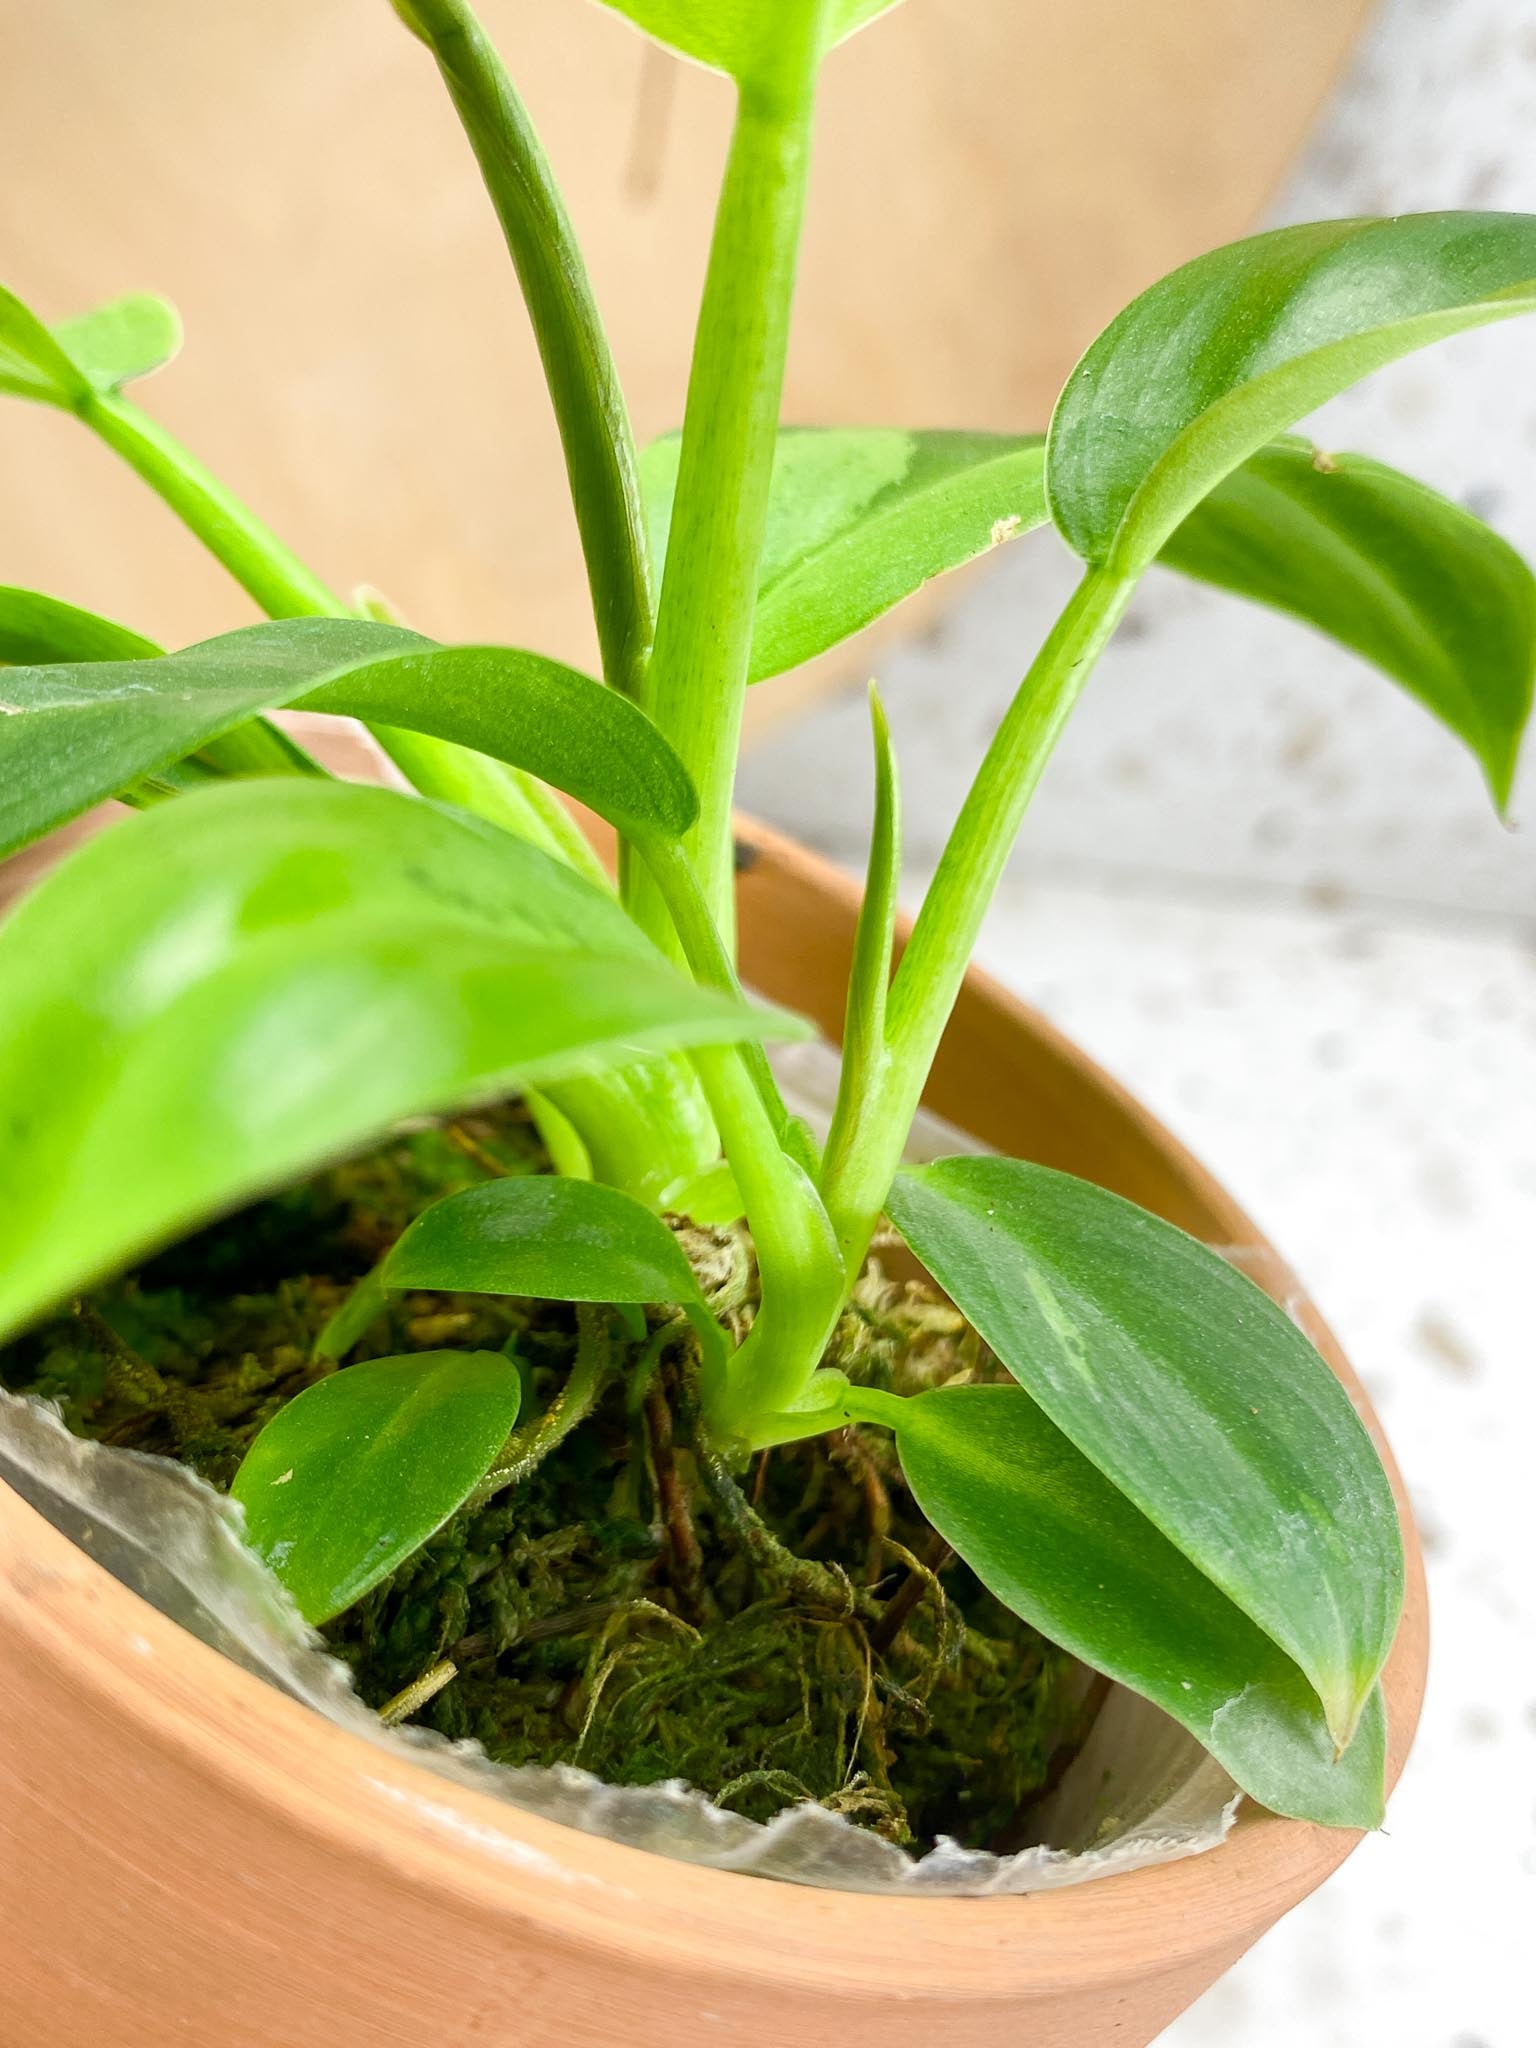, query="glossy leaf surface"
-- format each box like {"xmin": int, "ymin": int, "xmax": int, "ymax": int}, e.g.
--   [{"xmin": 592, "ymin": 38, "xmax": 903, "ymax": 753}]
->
[
  {"xmin": 0, "ymin": 616, "xmax": 696, "ymax": 857},
  {"xmin": 887, "ymin": 1157, "xmax": 1403, "ymax": 1748},
  {"xmin": 1164, "ymin": 438, "xmax": 1536, "ymax": 808},
  {"xmin": 891, "ymin": 1385, "xmax": 1388, "ymax": 1826},
  {"xmin": 382, "ymin": 1176, "xmax": 725, "ymax": 1370},
  {"xmin": 232, "ymin": 1350, "xmax": 521, "ymax": 1623},
  {"xmin": 0, "ymin": 780, "xmax": 803, "ymax": 1340},
  {"xmin": 1049, "ymin": 213, "xmax": 1536, "ymax": 571},
  {"xmin": 643, "ymin": 428, "xmax": 1047, "ymax": 681}
]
